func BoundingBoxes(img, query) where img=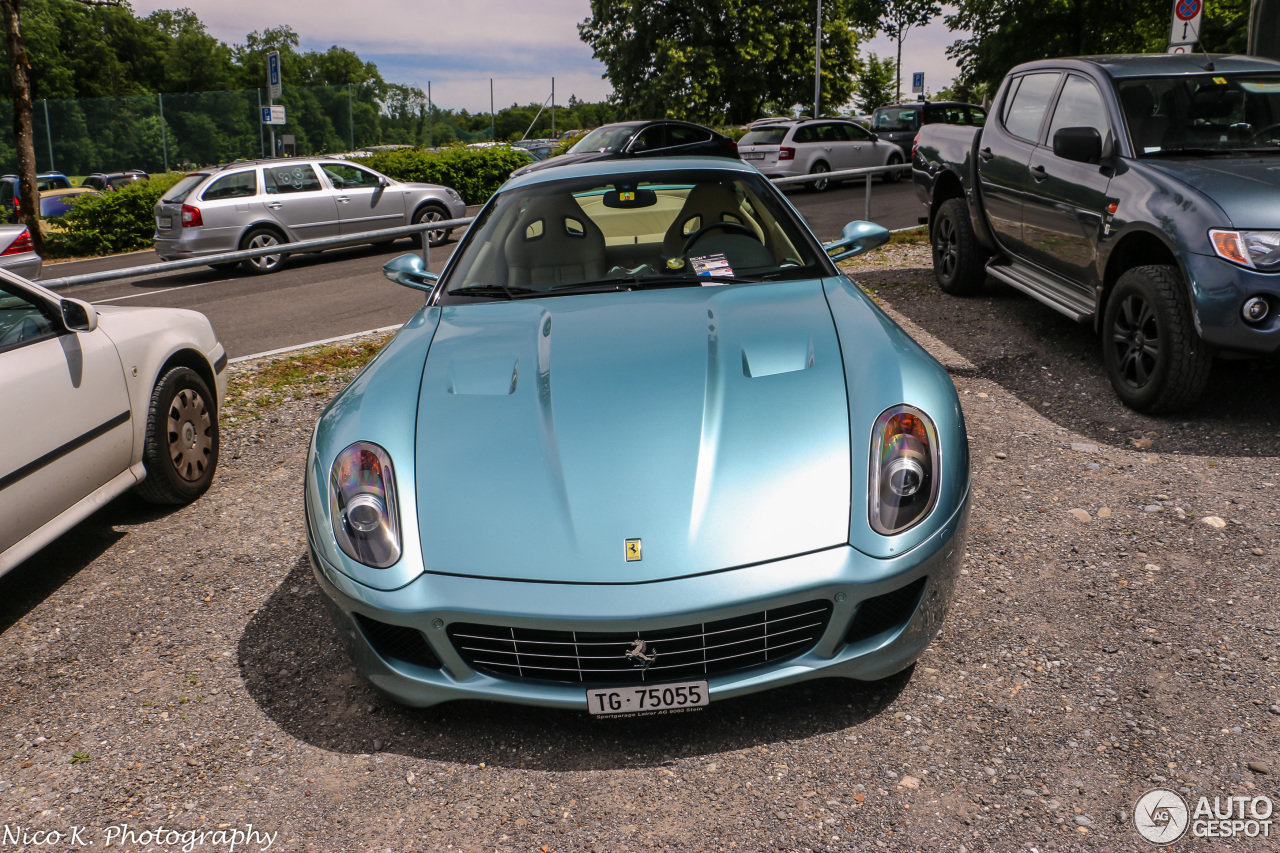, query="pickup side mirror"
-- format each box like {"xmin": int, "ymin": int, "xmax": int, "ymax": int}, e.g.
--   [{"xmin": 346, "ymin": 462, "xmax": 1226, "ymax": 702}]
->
[
  {"xmin": 823, "ymin": 220, "xmax": 890, "ymax": 261},
  {"xmin": 383, "ymin": 253, "xmax": 440, "ymax": 293},
  {"xmin": 1053, "ymin": 127, "xmax": 1103, "ymax": 164}
]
